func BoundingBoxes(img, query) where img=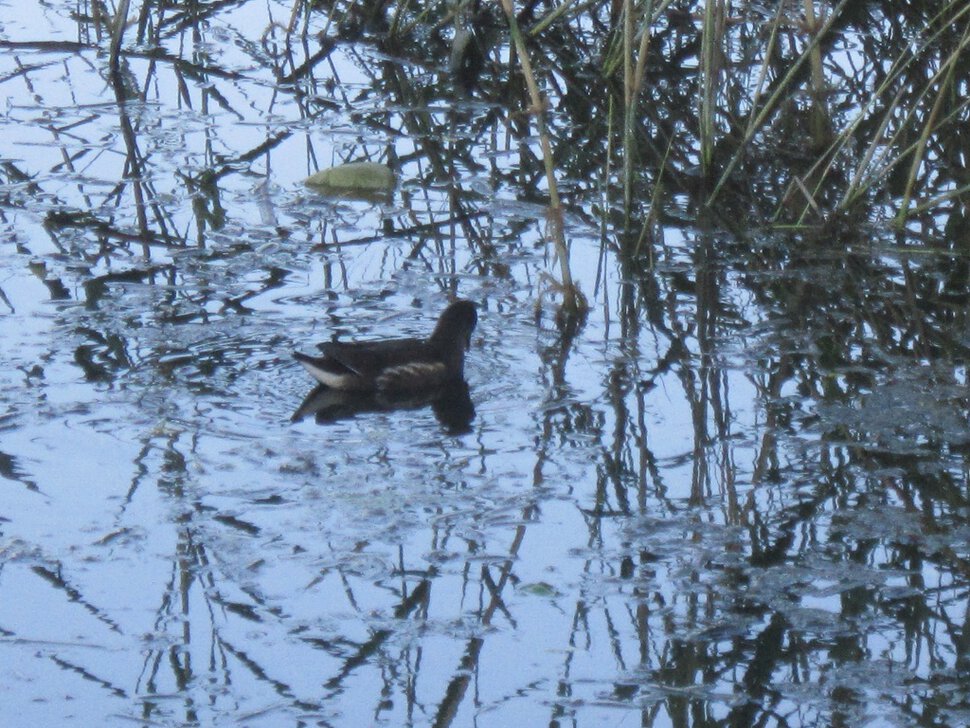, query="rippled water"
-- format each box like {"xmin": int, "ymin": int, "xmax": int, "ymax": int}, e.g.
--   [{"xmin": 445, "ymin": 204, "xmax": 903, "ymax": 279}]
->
[{"xmin": 3, "ymin": 1, "xmax": 970, "ymax": 727}]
